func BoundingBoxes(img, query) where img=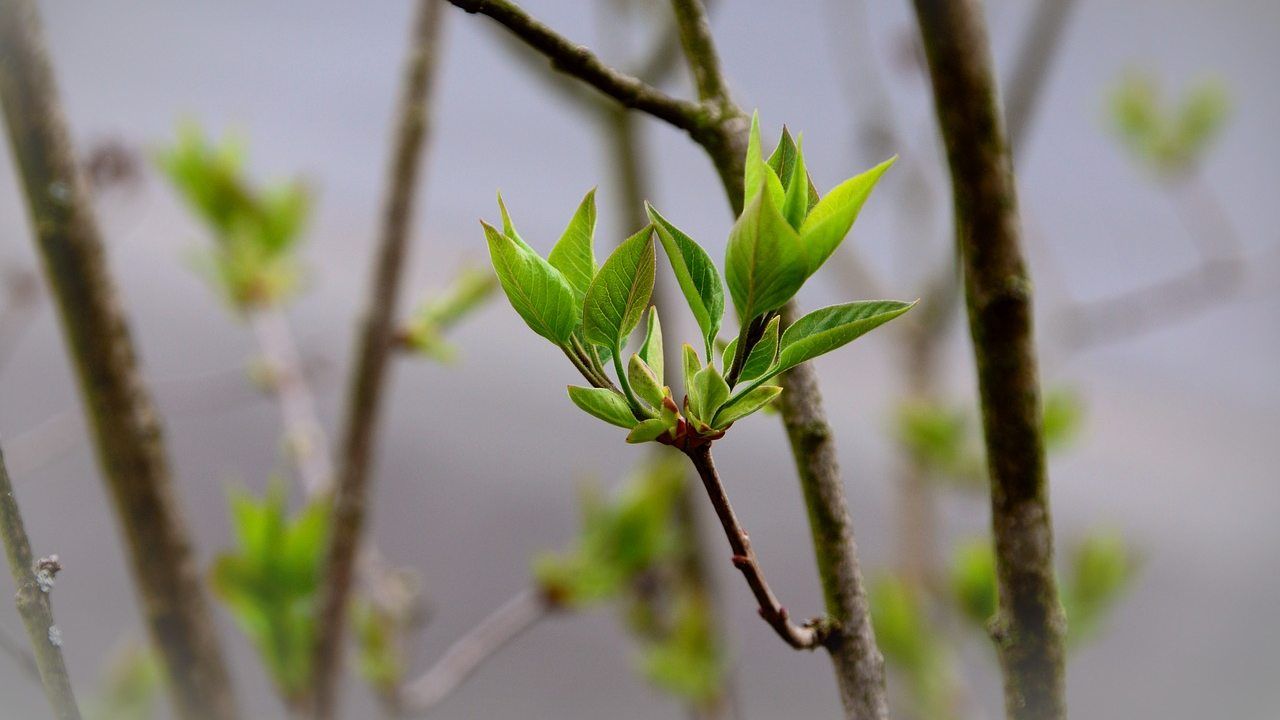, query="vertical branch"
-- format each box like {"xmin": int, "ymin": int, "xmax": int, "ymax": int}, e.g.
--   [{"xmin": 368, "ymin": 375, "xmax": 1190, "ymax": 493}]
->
[
  {"xmin": 1003, "ymin": 0, "xmax": 1079, "ymax": 154},
  {"xmin": 910, "ymin": 2, "xmax": 1066, "ymax": 718},
  {"xmin": 310, "ymin": 2, "xmax": 445, "ymax": 716},
  {"xmin": 0, "ymin": 3, "xmax": 240, "ymax": 719},
  {"xmin": 0, "ymin": 443, "xmax": 81, "ymax": 720}
]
